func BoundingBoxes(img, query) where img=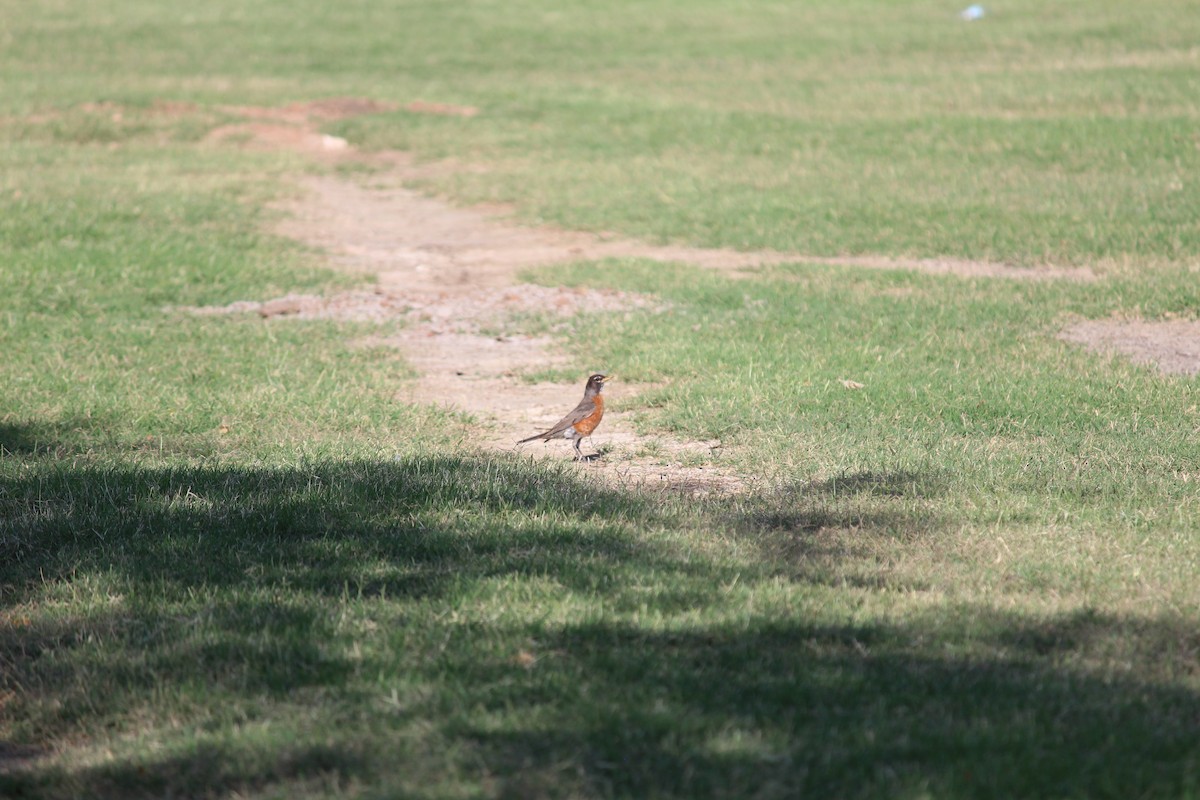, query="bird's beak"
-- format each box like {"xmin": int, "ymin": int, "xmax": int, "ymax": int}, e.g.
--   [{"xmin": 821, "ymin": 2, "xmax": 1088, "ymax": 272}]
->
[{"xmin": 602, "ymin": 374, "xmax": 614, "ymax": 383}]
